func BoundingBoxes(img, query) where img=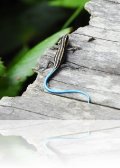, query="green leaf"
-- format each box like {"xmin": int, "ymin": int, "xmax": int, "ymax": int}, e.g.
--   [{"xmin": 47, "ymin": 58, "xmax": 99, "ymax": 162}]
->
[
  {"xmin": 50, "ymin": 0, "xmax": 89, "ymax": 8},
  {"xmin": 7, "ymin": 28, "xmax": 71, "ymax": 82},
  {"xmin": 0, "ymin": 59, "xmax": 6, "ymax": 76},
  {"xmin": 0, "ymin": 28, "xmax": 71, "ymax": 97}
]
